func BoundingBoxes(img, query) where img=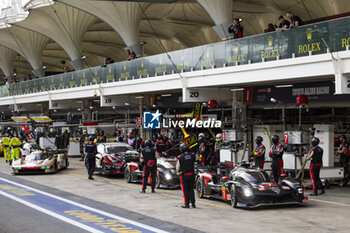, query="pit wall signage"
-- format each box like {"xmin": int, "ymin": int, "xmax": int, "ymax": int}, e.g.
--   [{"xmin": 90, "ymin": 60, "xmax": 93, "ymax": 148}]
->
[
  {"xmin": 252, "ymin": 81, "xmax": 350, "ymax": 105},
  {"xmin": 297, "ymin": 27, "xmax": 322, "ymax": 54}
]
